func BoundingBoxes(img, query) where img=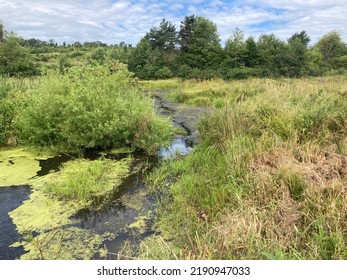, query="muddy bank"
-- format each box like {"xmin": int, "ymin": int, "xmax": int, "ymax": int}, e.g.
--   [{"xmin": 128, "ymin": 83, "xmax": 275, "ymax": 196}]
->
[{"xmin": 152, "ymin": 90, "xmax": 211, "ymax": 145}]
